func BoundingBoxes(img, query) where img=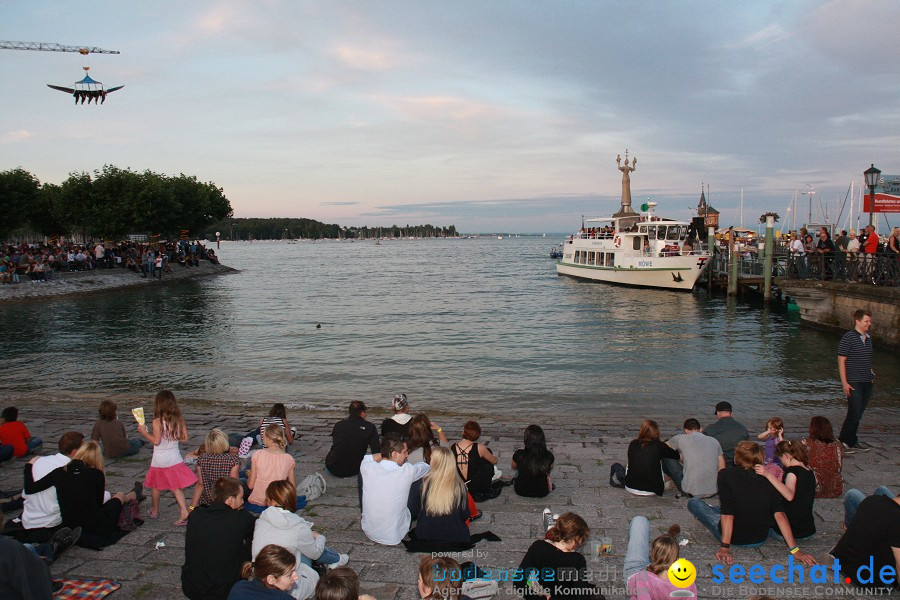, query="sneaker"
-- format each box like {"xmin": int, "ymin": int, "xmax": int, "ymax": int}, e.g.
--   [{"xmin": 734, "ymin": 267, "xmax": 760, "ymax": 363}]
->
[
  {"xmin": 853, "ymin": 442, "xmax": 872, "ymax": 452},
  {"xmin": 325, "ymin": 553, "xmax": 349, "ymax": 569},
  {"xmin": 50, "ymin": 526, "xmax": 81, "ymax": 560},
  {"xmin": 492, "ymin": 466, "xmax": 503, "ymax": 482},
  {"xmin": 841, "ymin": 442, "xmax": 857, "ymax": 455},
  {"xmin": 666, "ymin": 524, "xmax": 681, "ymax": 538}
]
